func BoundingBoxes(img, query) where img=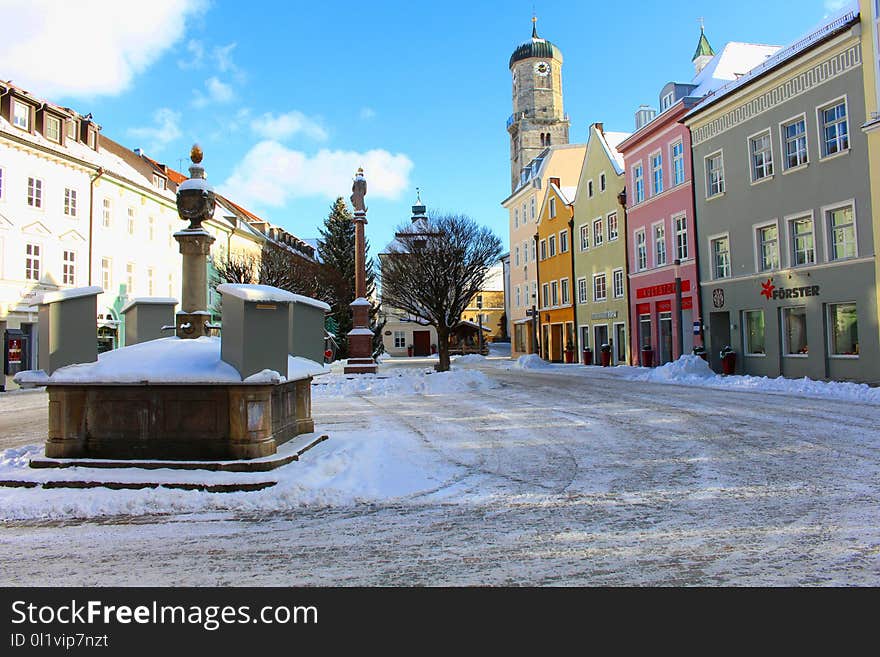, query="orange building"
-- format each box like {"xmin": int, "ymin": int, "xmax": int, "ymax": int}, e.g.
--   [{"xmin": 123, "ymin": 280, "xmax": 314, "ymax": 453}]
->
[{"xmin": 535, "ymin": 179, "xmax": 576, "ymax": 362}]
